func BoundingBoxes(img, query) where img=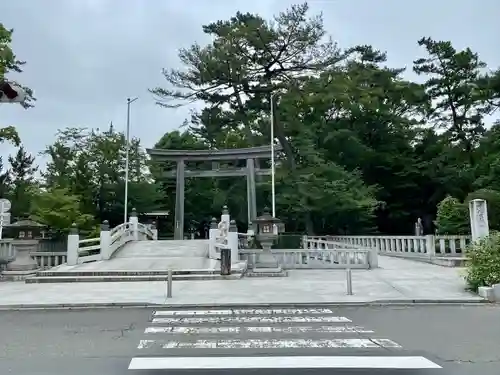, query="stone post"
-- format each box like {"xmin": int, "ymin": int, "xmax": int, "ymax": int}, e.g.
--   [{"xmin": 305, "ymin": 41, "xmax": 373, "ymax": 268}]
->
[
  {"xmin": 228, "ymin": 219, "xmax": 239, "ymax": 265},
  {"xmin": 100, "ymin": 220, "xmax": 111, "ymax": 260},
  {"xmin": 129, "ymin": 208, "xmax": 139, "ymax": 241},
  {"xmin": 151, "ymin": 221, "xmax": 158, "ymax": 240},
  {"xmin": 425, "ymin": 235, "xmax": 436, "ymax": 258},
  {"xmin": 368, "ymin": 242, "xmax": 379, "ymax": 268},
  {"xmin": 220, "ymin": 247, "xmax": 231, "ymax": 275},
  {"xmin": 209, "ymin": 217, "xmax": 218, "ymax": 260},
  {"xmin": 302, "ymin": 235, "xmax": 308, "ymax": 250},
  {"xmin": 469, "ymin": 199, "xmax": 489, "ymax": 242},
  {"xmin": 67, "ymin": 223, "xmax": 79, "ymax": 266}
]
